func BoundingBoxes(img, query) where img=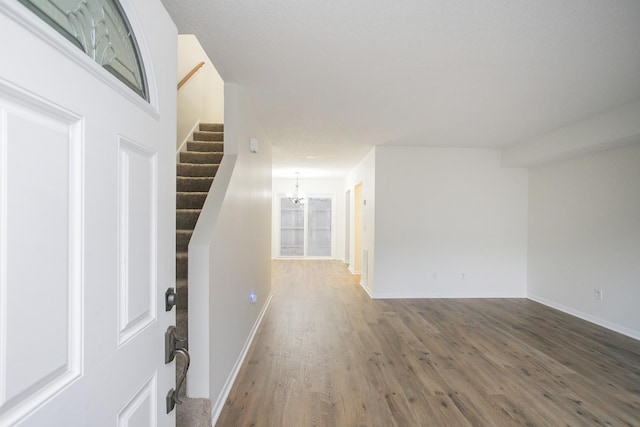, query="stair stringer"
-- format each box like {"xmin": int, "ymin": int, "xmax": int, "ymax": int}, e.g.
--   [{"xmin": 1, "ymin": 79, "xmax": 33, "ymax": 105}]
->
[{"xmin": 186, "ymin": 154, "xmax": 237, "ymax": 399}]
